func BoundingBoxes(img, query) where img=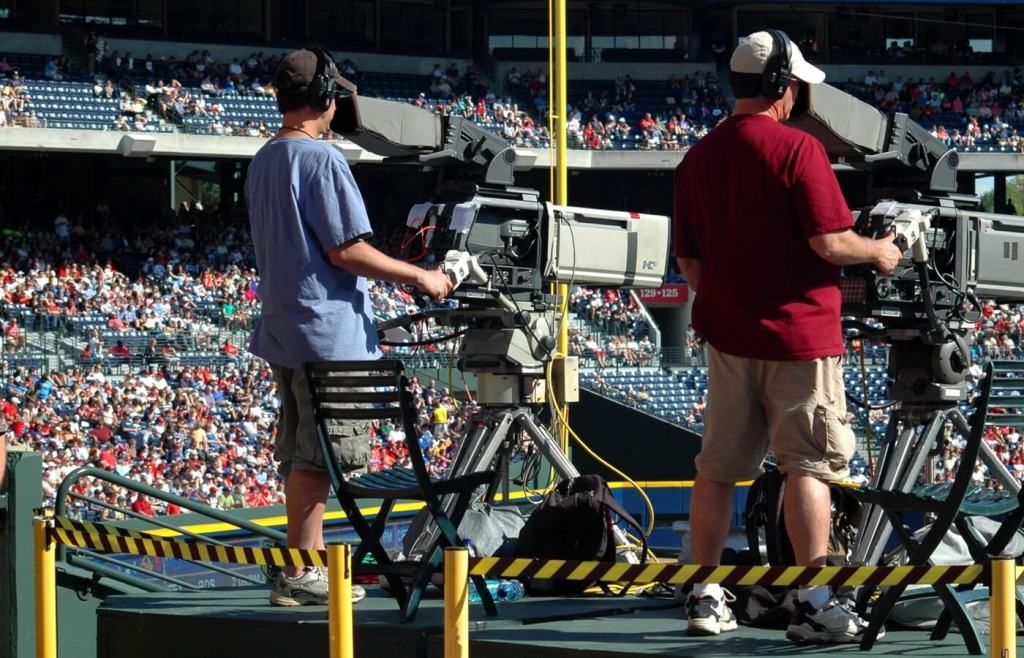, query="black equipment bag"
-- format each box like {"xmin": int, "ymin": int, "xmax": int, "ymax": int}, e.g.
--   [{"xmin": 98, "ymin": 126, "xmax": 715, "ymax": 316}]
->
[
  {"xmin": 744, "ymin": 463, "xmax": 862, "ymax": 565},
  {"xmin": 516, "ymin": 474, "xmax": 648, "ymax": 594}
]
